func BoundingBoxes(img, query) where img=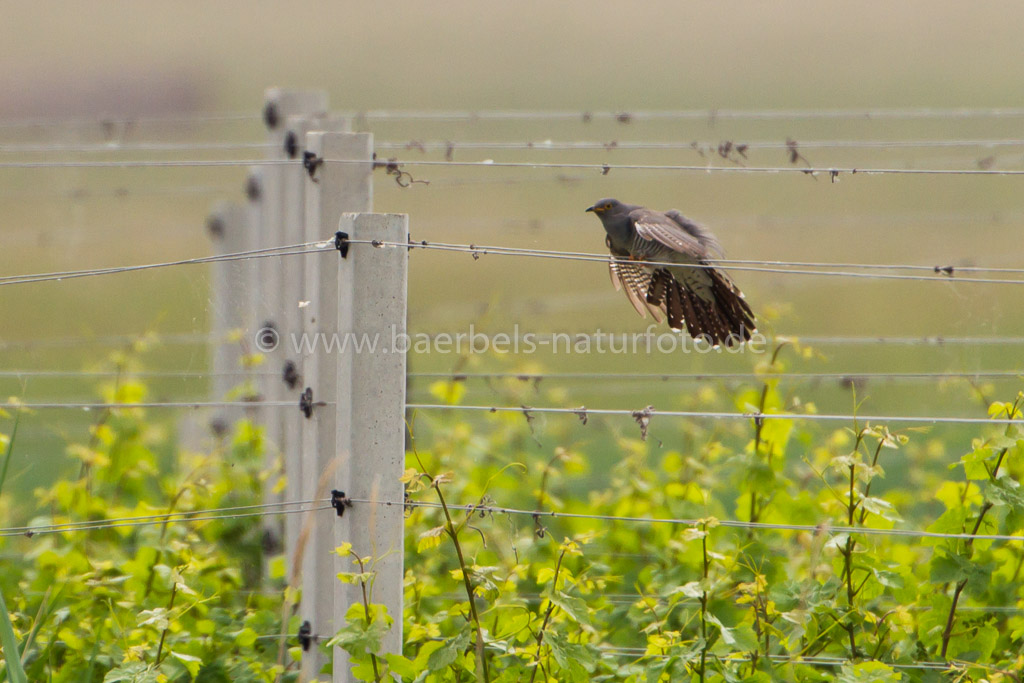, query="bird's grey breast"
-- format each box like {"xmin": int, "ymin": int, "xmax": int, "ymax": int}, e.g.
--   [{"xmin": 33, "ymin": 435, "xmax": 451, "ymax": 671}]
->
[{"xmin": 601, "ymin": 212, "xmax": 637, "ymax": 254}]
